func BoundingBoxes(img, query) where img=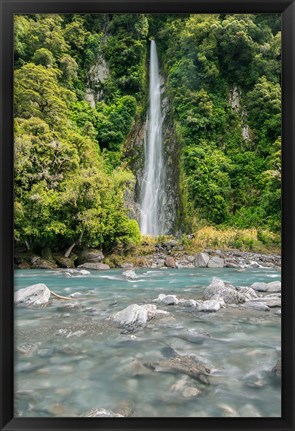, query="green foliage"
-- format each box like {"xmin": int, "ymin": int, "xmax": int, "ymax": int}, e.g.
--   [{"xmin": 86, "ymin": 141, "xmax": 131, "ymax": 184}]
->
[
  {"xmin": 160, "ymin": 13, "xmax": 281, "ymax": 232},
  {"xmin": 32, "ymin": 48, "xmax": 55, "ymax": 67},
  {"xmin": 14, "ymin": 12, "xmax": 281, "ymax": 255},
  {"xmin": 14, "ymin": 63, "xmax": 75, "ymax": 131}
]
